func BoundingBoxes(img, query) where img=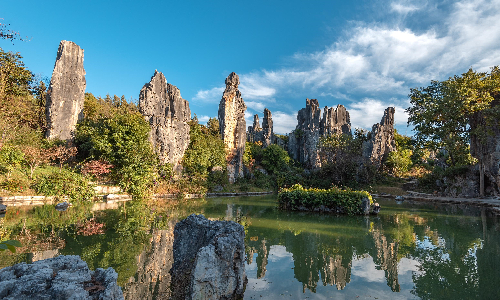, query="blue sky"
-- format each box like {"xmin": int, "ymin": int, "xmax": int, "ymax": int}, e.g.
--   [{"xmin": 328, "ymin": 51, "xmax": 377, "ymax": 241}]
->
[{"xmin": 2, "ymin": 0, "xmax": 500, "ymax": 134}]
